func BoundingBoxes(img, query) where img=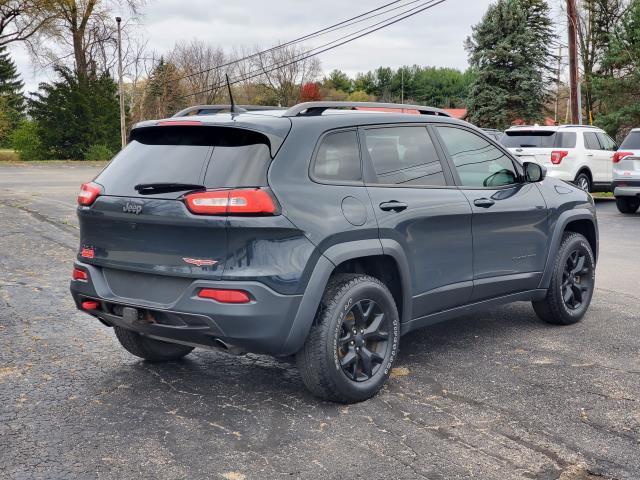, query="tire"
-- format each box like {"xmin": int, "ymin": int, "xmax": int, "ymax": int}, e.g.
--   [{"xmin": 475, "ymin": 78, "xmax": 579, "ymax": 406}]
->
[
  {"xmin": 296, "ymin": 274, "xmax": 400, "ymax": 403},
  {"xmin": 532, "ymin": 232, "xmax": 595, "ymax": 325},
  {"xmin": 574, "ymin": 172, "xmax": 592, "ymax": 193},
  {"xmin": 615, "ymin": 196, "xmax": 640, "ymax": 214},
  {"xmin": 114, "ymin": 326, "xmax": 194, "ymax": 362}
]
